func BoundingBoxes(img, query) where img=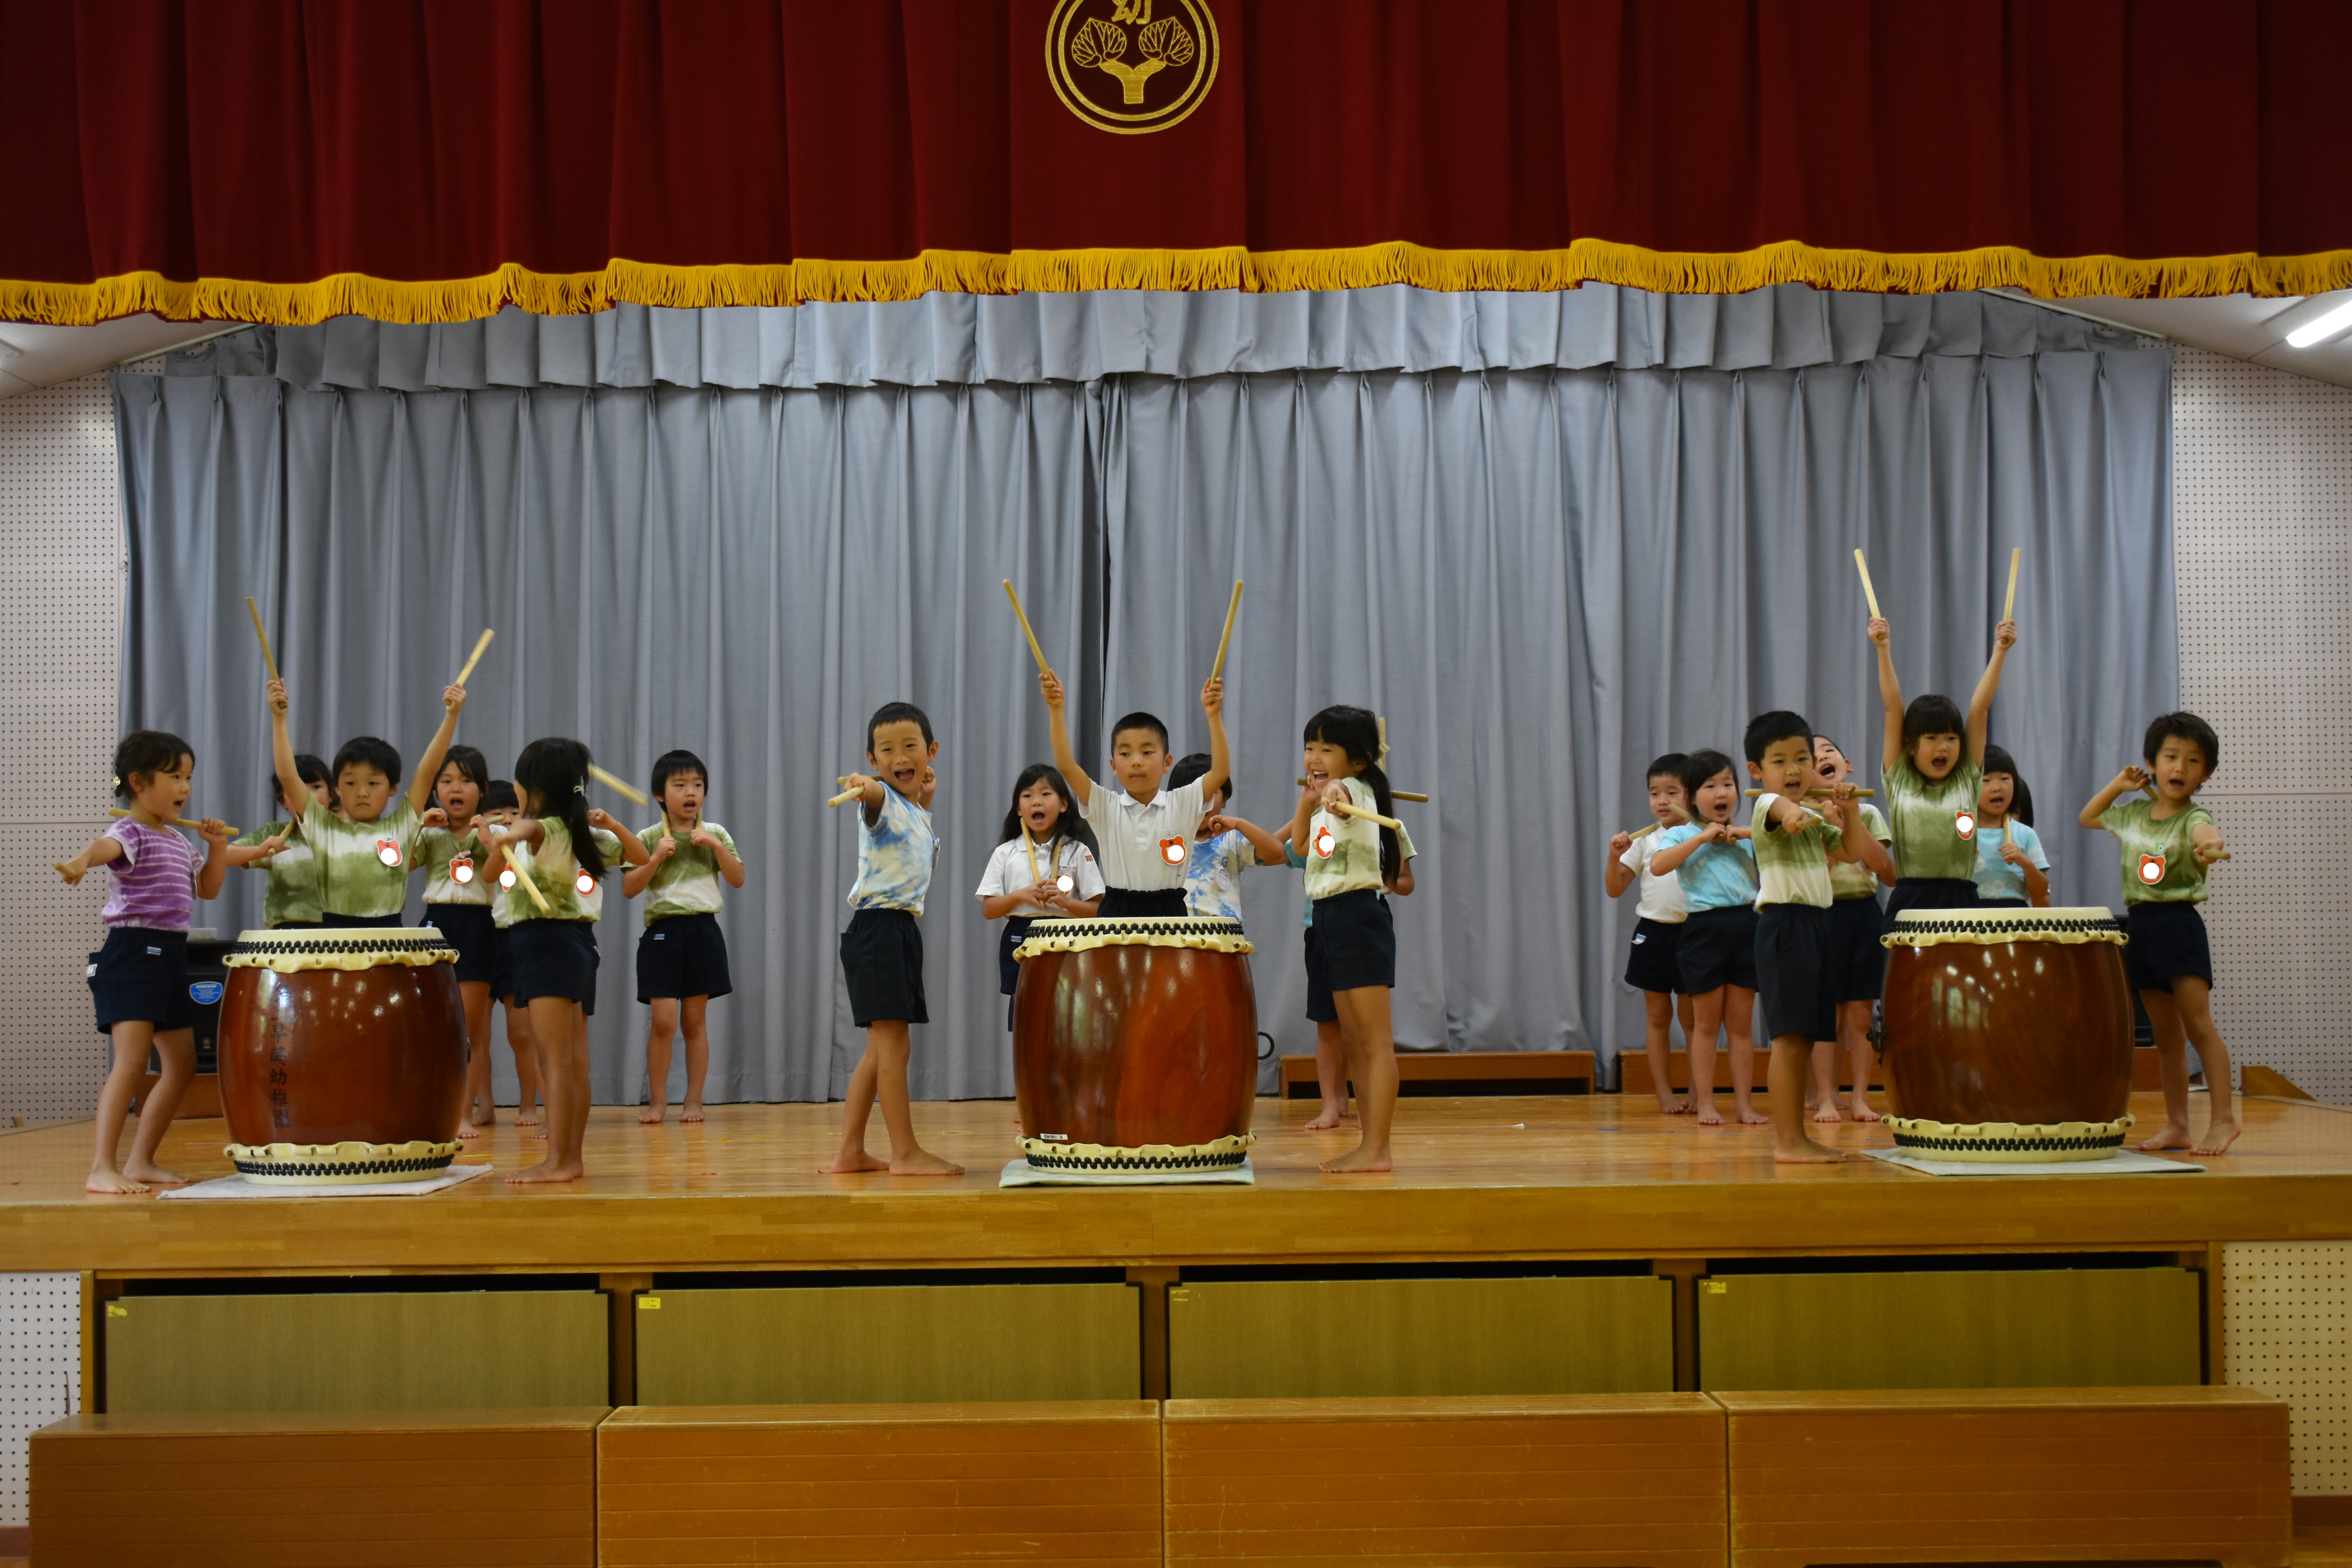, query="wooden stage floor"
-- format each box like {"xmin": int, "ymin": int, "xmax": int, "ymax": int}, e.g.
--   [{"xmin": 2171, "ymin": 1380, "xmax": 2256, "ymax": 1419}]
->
[{"xmin": 3, "ymin": 1090, "xmax": 2349, "ymax": 1276}]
